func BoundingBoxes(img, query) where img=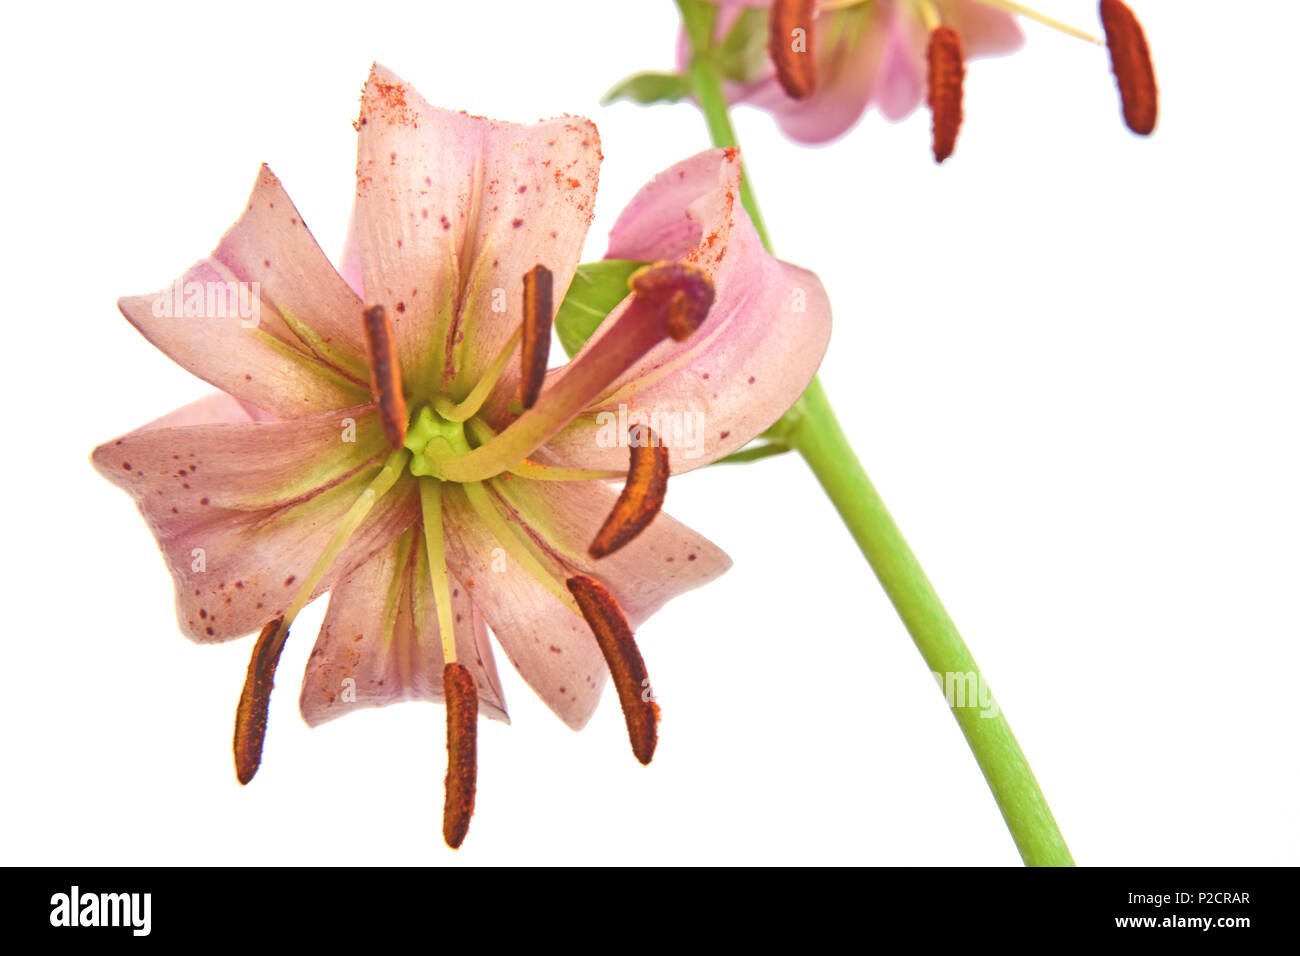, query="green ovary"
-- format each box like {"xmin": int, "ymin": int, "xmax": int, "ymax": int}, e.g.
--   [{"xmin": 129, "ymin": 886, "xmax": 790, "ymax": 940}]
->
[{"xmin": 404, "ymin": 406, "xmax": 471, "ymax": 479}]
